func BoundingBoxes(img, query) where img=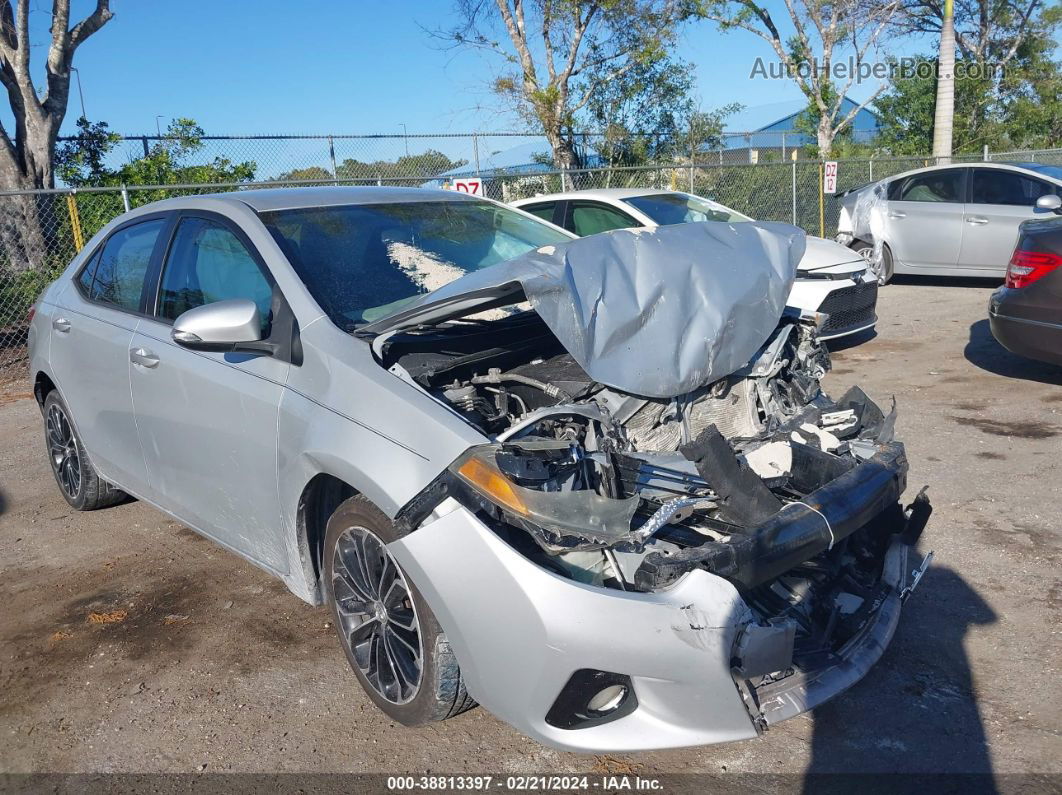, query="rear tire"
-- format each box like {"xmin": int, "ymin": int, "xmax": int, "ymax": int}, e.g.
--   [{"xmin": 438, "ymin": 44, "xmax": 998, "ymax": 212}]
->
[
  {"xmin": 323, "ymin": 495, "xmax": 476, "ymax": 725},
  {"xmin": 42, "ymin": 391, "xmax": 127, "ymax": 511}
]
